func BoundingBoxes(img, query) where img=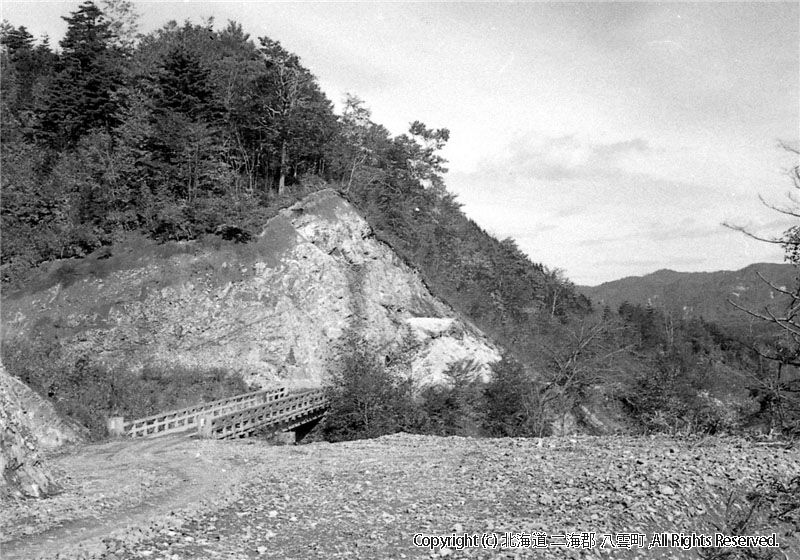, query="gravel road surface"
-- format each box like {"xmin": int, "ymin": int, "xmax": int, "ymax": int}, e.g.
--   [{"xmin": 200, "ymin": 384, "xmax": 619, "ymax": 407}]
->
[{"xmin": 1, "ymin": 434, "xmax": 796, "ymax": 560}]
